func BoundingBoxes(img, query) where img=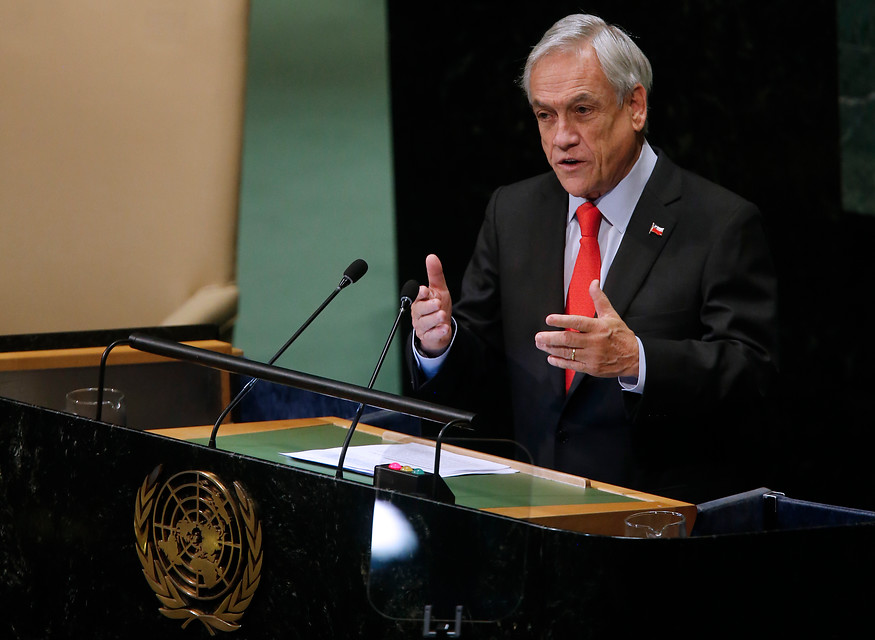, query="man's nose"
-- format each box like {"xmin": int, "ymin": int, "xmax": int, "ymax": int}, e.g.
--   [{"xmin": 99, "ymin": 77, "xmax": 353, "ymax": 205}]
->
[{"xmin": 553, "ymin": 116, "xmax": 579, "ymax": 149}]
